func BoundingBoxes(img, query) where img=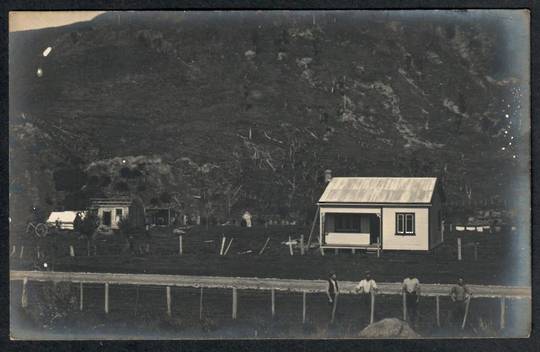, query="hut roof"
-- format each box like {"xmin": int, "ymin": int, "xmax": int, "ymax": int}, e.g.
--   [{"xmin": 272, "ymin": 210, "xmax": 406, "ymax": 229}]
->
[{"xmin": 89, "ymin": 197, "xmax": 134, "ymax": 208}]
